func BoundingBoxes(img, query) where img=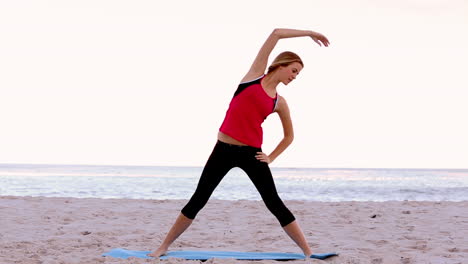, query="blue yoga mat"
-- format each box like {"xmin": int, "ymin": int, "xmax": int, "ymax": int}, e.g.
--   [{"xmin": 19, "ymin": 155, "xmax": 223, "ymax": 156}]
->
[{"xmin": 102, "ymin": 248, "xmax": 338, "ymax": 260}]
